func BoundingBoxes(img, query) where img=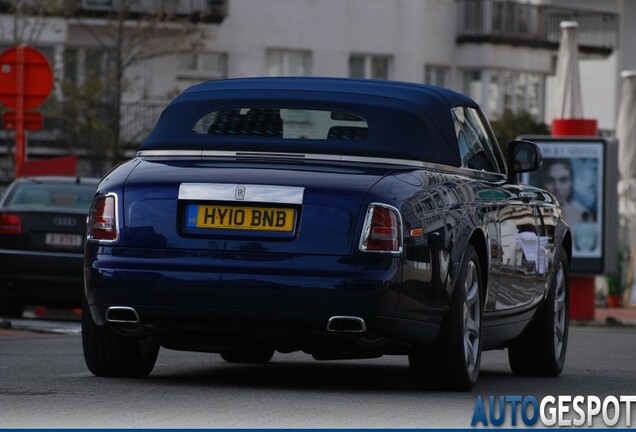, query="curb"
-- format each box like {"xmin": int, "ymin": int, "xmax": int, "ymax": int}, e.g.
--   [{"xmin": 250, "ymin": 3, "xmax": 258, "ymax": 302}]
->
[
  {"xmin": 0, "ymin": 319, "xmax": 81, "ymax": 335},
  {"xmin": 571, "ymin": 318, "xmax": 636, "ymax": 328}
]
